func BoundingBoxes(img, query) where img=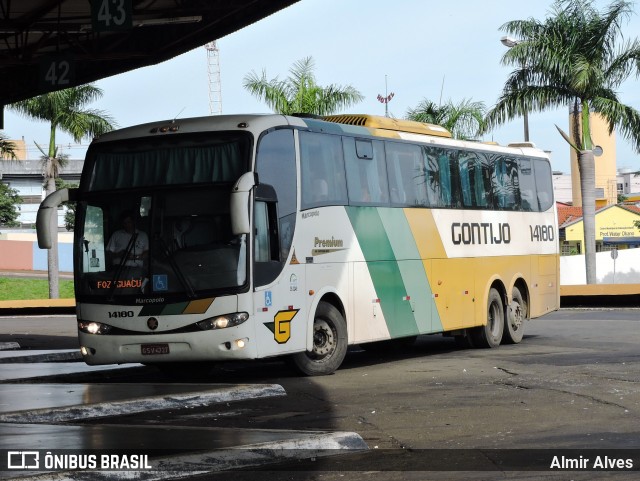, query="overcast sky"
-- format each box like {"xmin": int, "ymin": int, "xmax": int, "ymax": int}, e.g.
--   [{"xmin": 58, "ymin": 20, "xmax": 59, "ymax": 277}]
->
[{"xmin": 4, "ymin": 0, "xmax": 640, "ymax": 174}]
